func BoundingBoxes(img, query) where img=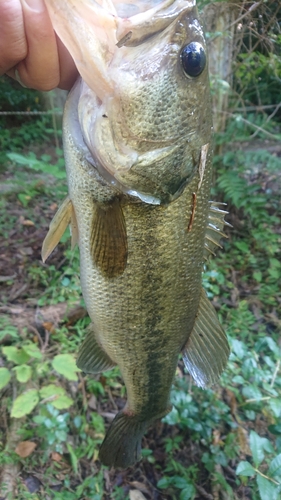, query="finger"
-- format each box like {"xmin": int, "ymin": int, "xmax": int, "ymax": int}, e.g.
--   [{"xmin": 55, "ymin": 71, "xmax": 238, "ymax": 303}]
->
[
  {"xmin": 16, "ymin": 0, "xmax": 60, "ymax": 91},
  {"xmin": 0, "ymin": 0, "xmax": 27, "ymax": 75},
  {"xmin": 56, "ymin": 36, "xmax": 79, "ymax": 91}
]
